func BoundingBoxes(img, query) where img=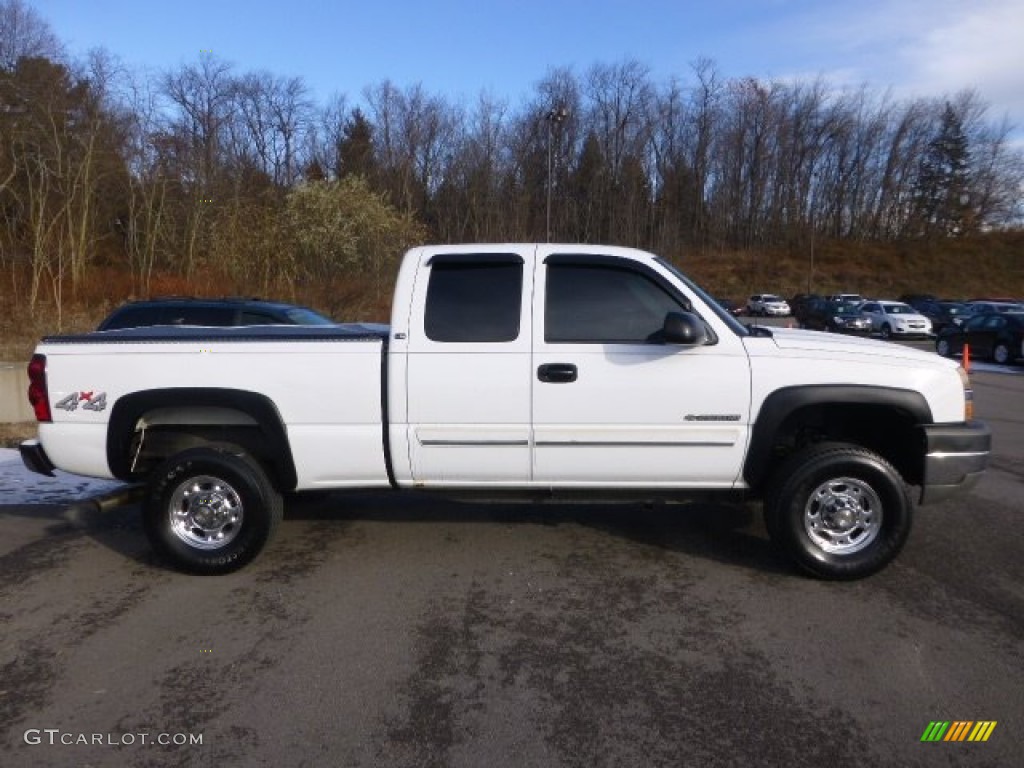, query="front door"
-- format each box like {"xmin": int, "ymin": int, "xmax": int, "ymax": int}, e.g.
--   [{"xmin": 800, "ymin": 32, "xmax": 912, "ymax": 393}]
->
[{"xmin": 531, "ymin": 254, "xmax": 751, "ymax": 488}]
